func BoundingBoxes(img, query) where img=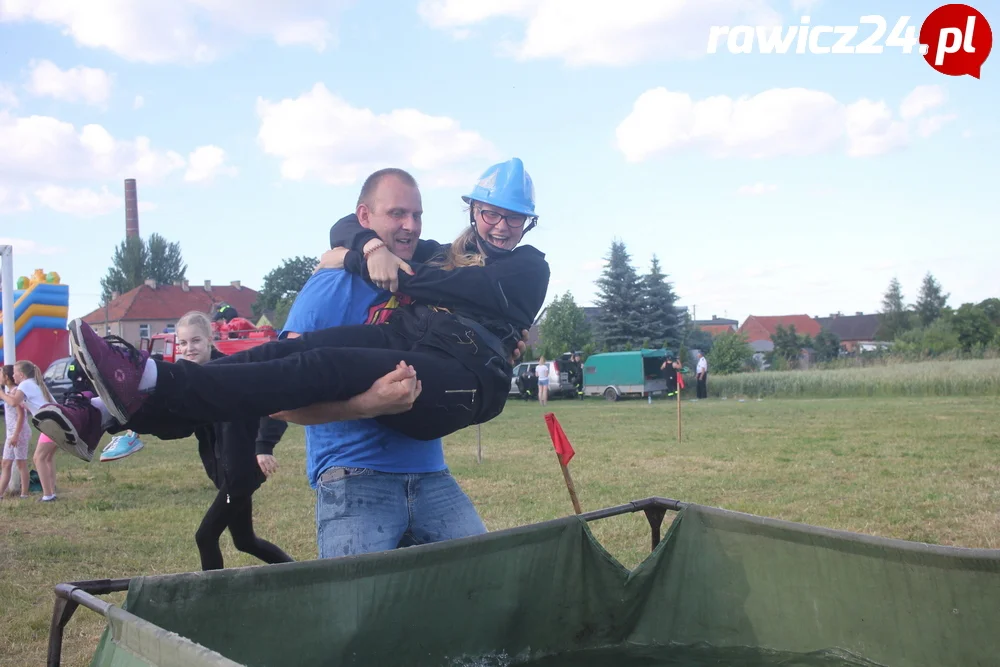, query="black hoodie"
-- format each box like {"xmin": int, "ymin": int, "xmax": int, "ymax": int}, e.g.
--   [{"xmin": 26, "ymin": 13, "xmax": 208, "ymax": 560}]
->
[
  {"xmin": 328, "ymin": 213, "xmax": 549, "ymax": 359},
  {"xmin": 125, "ymin": 348, "xmax": 287, "ymax": 498}
]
